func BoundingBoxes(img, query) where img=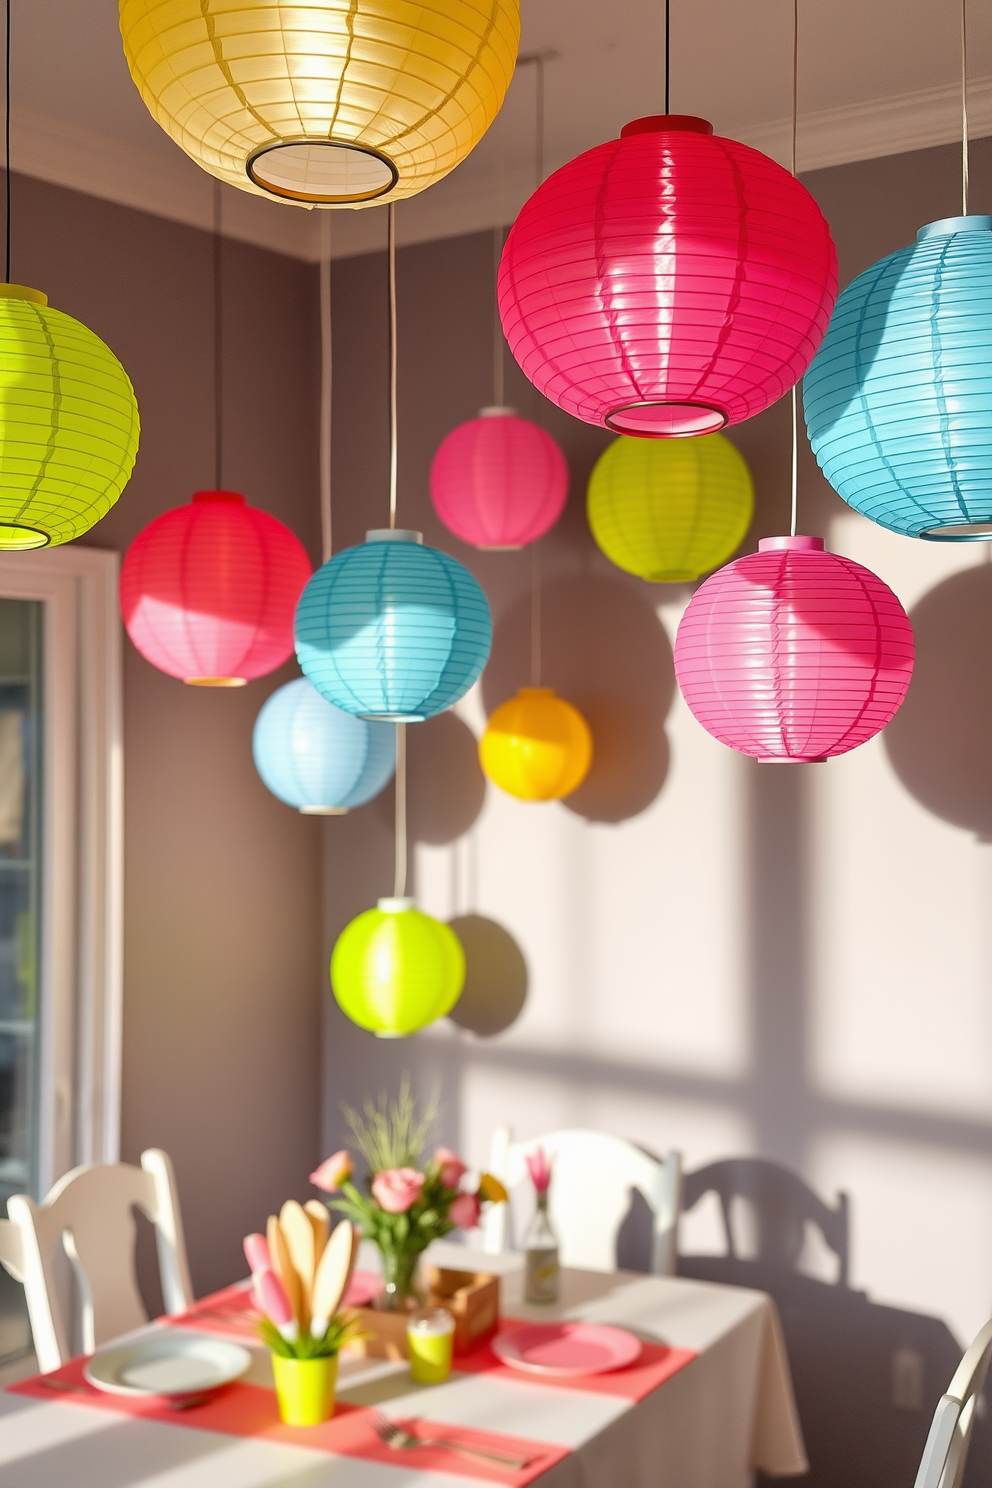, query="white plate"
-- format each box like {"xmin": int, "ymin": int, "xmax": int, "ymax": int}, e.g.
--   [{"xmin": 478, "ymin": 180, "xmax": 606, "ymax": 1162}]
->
[{"xmin": 84, "ymin": 1331, "xmax": 251, "ymax": 1398}]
